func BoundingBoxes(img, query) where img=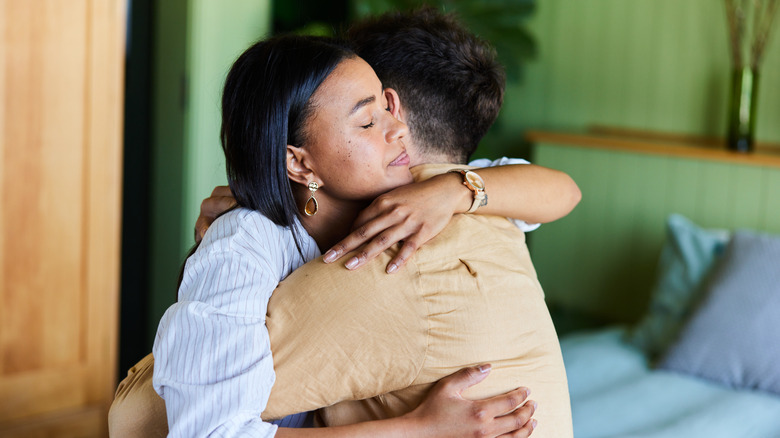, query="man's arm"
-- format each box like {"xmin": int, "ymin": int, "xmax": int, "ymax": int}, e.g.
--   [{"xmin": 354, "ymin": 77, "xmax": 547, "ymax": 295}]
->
[{"xmin": 275, "ymin": 366, "xmax": 537, "ymax": 438}]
